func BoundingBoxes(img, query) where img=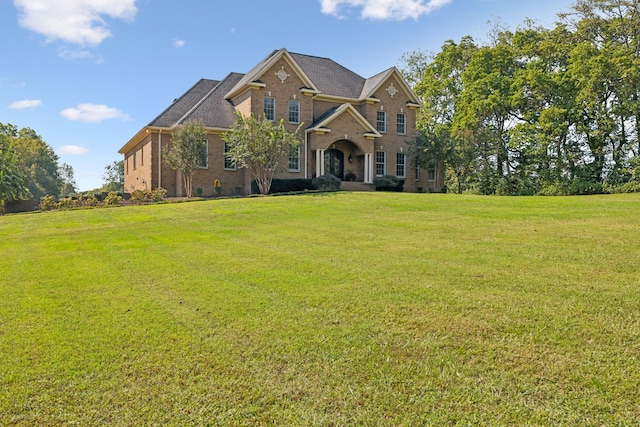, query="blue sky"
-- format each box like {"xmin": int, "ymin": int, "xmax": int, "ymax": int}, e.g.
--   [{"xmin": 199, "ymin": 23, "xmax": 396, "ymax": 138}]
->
[{"xmin": 1, "ymin": 0, "xmax": 575, "ymax": 191}]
